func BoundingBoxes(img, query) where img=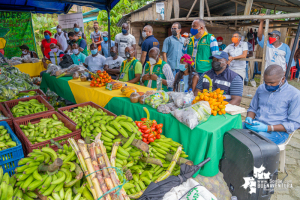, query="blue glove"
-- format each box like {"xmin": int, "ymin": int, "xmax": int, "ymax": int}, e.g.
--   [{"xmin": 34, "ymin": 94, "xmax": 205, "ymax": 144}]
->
[
  {"xmin": 249, "ymin": 121, "xmax": 268, "ymax": 132},
  {"xmin": 245, "ymin": 117, "xmax": 253, "ymax": 129}
]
